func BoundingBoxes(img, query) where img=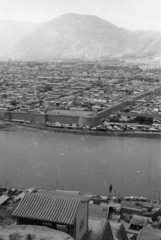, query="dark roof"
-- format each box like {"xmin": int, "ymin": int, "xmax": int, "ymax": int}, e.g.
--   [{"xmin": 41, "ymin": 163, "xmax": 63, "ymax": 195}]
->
[
  {"xmin": 110, "ymin": 222, "xmax": 128, "ymax": 240},
  {"xmin": 137, "ymin": 227, "xmax": 161, "ymax": 240},
  {"xmin": 104, "ymin": 221, "xmax": 114, "ymax": 240},
  {"xmin": 12, "ymin": 193, "xmax": 81, "ymax": 225},
  {"xmin": 38, "ymin": 190, "xmax": 92, "ymax": 202},
  {"xmin": 130, "ymin": 215, "xmax": 148, "ymax": 227},
  {"xmin": 89, "ymin": 204, "xmax": 108, "ymax": 219}
]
